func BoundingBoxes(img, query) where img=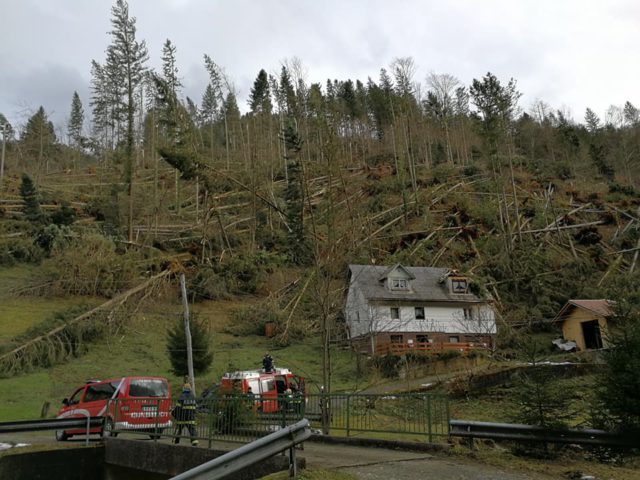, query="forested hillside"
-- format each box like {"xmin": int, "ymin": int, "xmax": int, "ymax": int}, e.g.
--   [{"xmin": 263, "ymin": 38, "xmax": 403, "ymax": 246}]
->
[{"xmin": 1, "ymin": 1, "xmax": 639, "ymax": 385}]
